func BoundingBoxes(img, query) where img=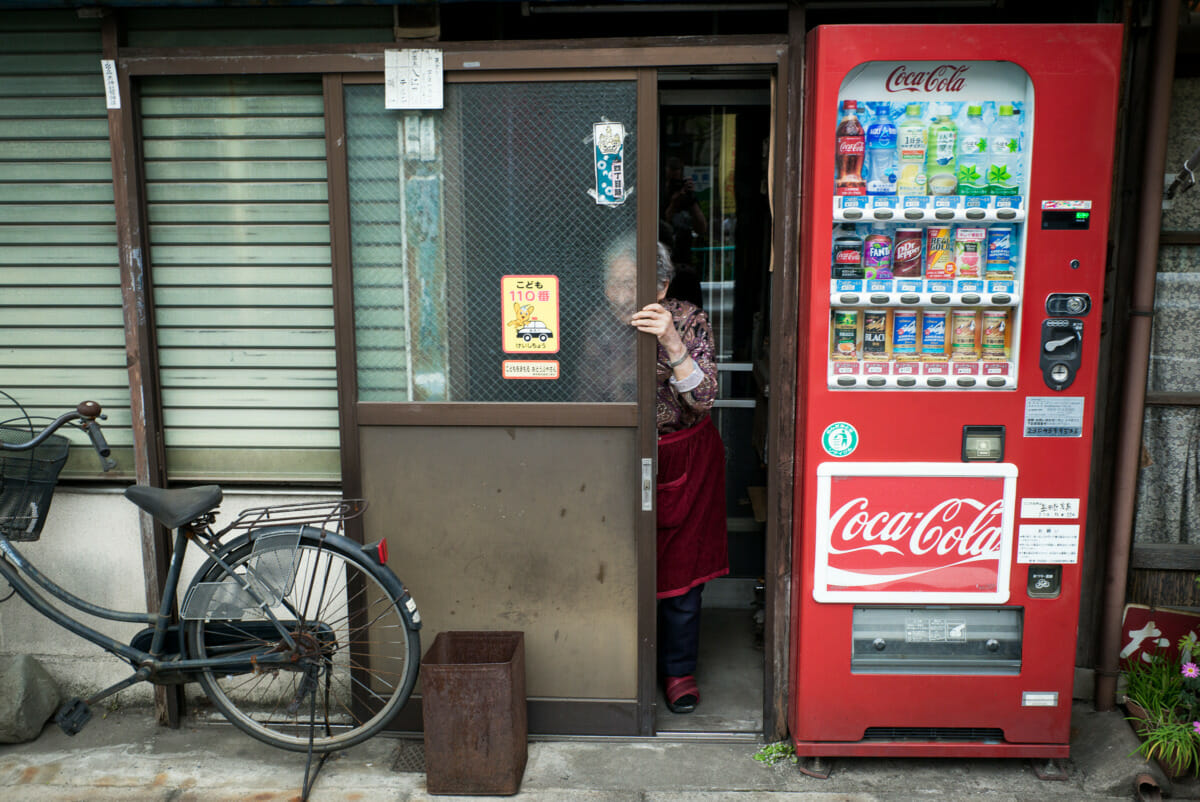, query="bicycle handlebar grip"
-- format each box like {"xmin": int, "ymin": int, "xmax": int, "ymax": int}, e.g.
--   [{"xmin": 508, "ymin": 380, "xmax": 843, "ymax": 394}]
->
[
  {"xmin": 86, "ymin": 421, "xmax": 111, "ymax": 459},
  {"xmin": 77, "ymin": 400, "xmax": 102, "ymax": 420}
]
